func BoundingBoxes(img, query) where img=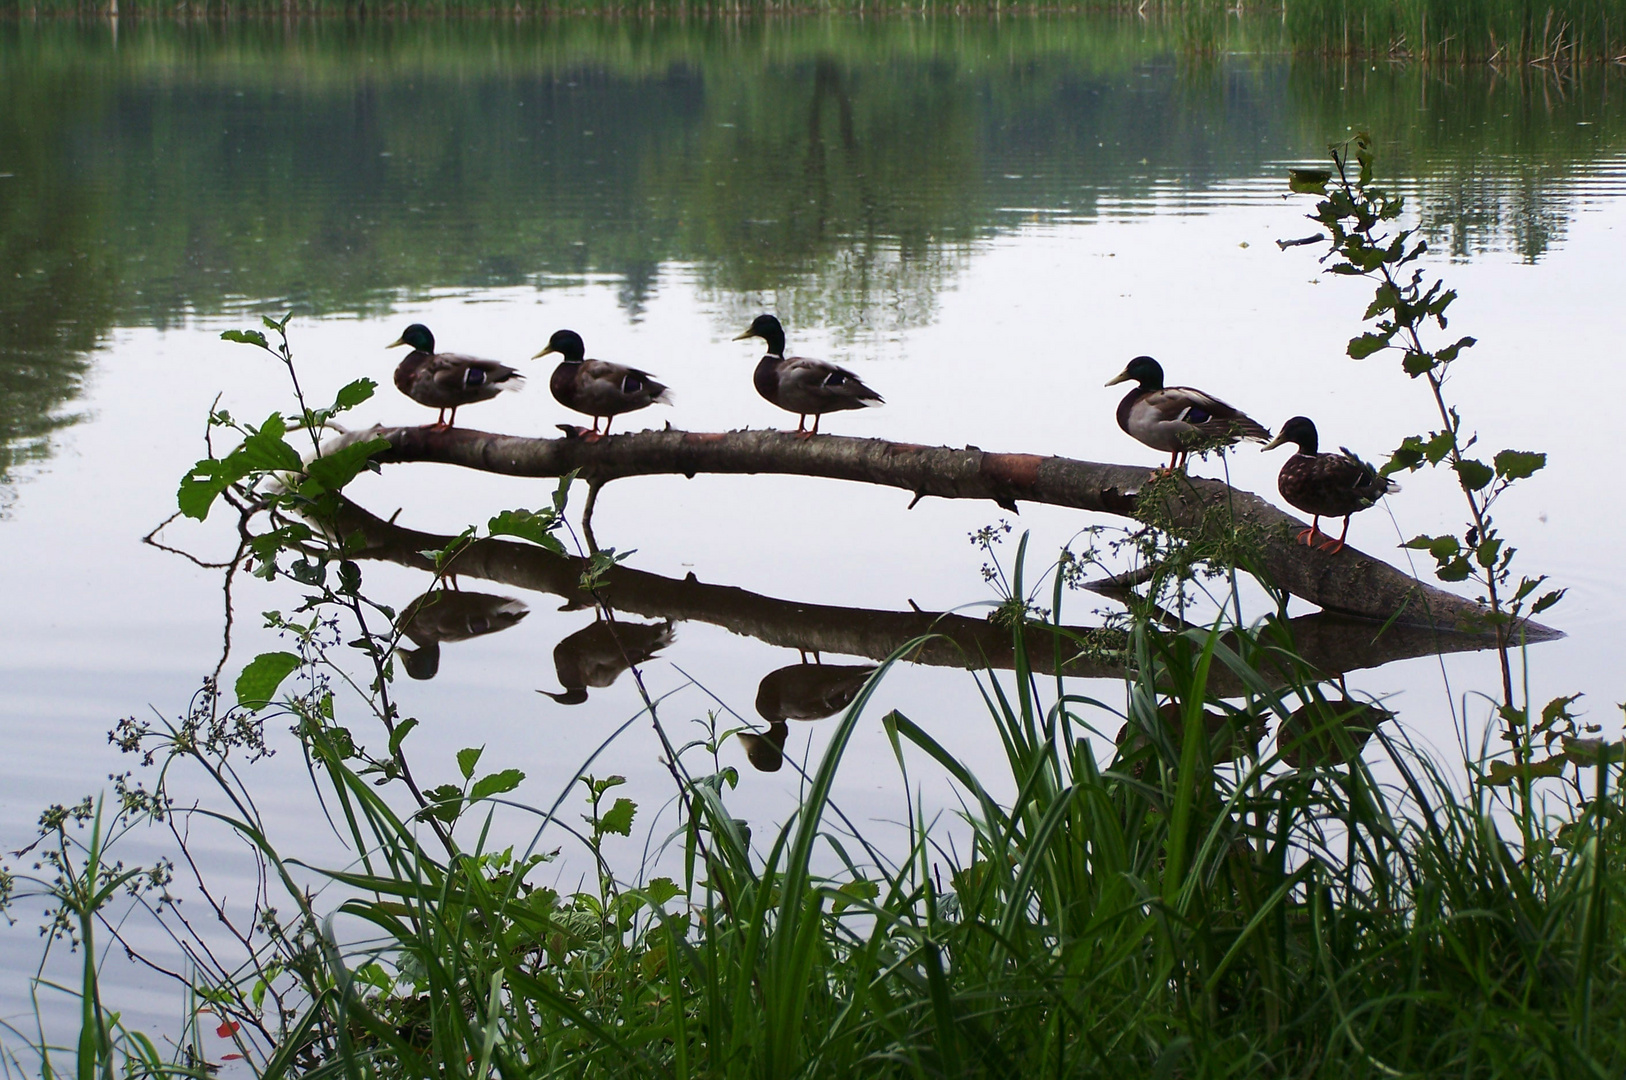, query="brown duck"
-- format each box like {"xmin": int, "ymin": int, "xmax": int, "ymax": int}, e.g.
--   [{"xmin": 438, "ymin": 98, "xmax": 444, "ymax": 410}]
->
[
  {"xmin": 1262, "ymin": 416, "xmax": 1399, "ymax": 553},
  {"xmin": 734, "ymin": 314, "xmax": 882, "ymax": 437},
  {"xmin": 533, "ymin": 329, "xmax": 672, "ymax": 440},
  {"xmin": 389, "ymin": 323, "xmax": 523, "ymax": 429}
]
